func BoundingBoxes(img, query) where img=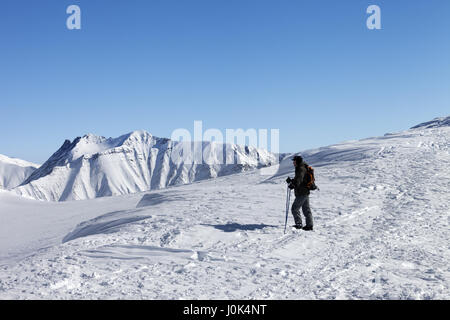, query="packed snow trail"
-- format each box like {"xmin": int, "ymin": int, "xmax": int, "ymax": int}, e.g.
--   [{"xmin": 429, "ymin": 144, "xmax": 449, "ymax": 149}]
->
[{"xmin": 0, "ymin": 125, "xmax": 449, "ymax": 299}]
